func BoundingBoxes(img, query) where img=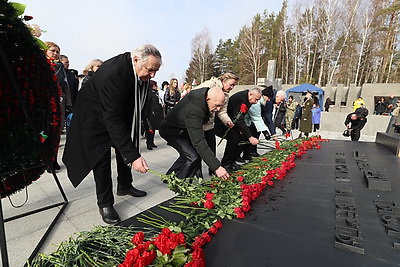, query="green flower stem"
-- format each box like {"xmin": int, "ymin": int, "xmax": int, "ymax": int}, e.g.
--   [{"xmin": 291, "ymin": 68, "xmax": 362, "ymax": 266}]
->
[
  {"xmin": 169, "ymin": 203, "xmax": 208, "ymax": 211},
  {"xmin": 217, "ymin": 128, "xmax": 230, "ymax": 147},
  {"xmin": 159, "ymin": 205, "xmax": 190, "ymax": 217},
  {"xmin": 148, "ymin": 169, "xmax": 165, "ymax": 177},
  {"xmin": 137, "ymin": 213, "xmax": 170, "ymax": 229}
]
